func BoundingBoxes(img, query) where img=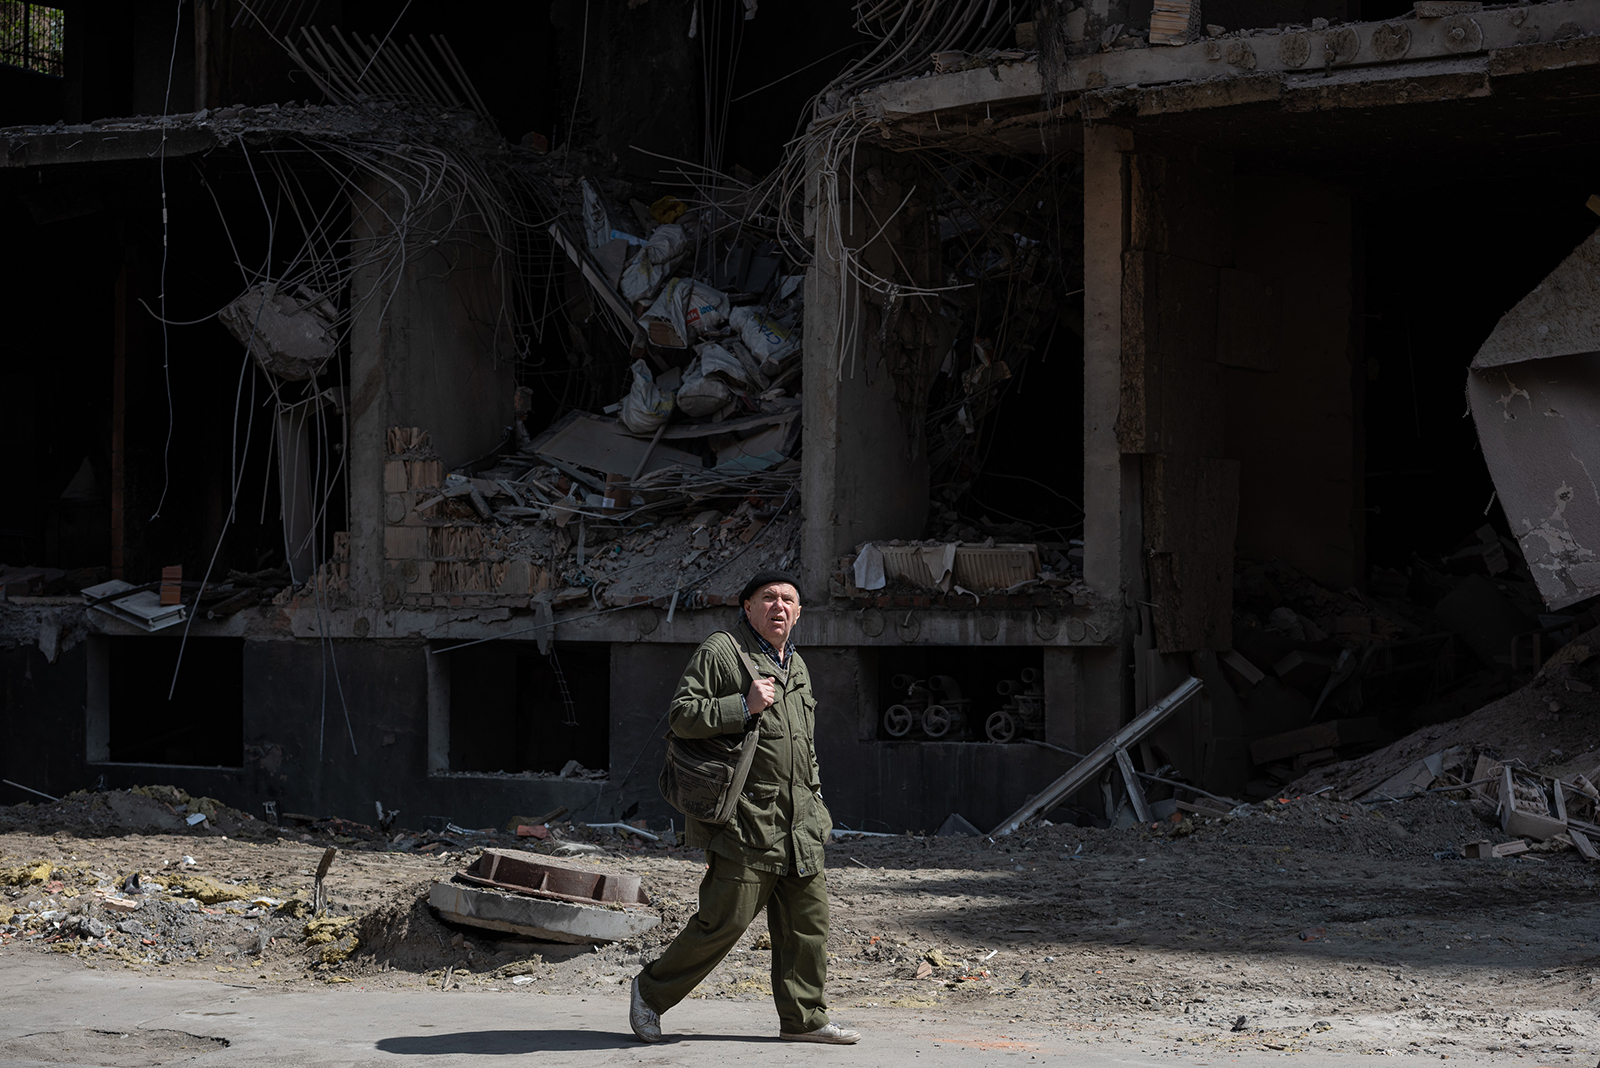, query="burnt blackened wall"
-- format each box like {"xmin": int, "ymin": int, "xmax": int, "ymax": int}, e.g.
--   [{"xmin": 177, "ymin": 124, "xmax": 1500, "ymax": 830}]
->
[
  {"xmin": 243, "ymin": 640, "xmax": 606, "ymax": 824},
  {"xmin": 6, "ymin": 629, "xmax": 1079, "ymax": 834},
  {"xmin": 0, "ymin": 641, "xmax": 94, "ymax": 801},
  {"xmin": 0, "ymin": 637, "xmax": 605, "ymax": 826},
  {"xmin": 1223, "ymin": 178, "xmax": 1357, "ymax": 590}
]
